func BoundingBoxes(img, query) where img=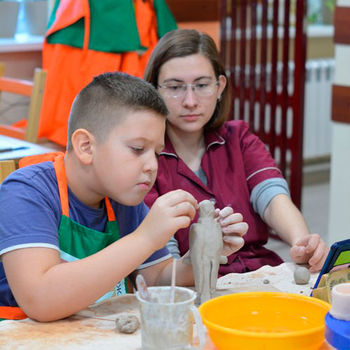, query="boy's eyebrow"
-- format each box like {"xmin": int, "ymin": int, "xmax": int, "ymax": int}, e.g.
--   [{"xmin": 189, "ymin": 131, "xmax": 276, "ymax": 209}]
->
[{"xmin": 129, "ymin": 137, "xmax": 164, "ymax": 151}]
